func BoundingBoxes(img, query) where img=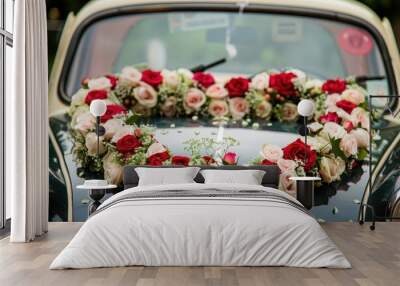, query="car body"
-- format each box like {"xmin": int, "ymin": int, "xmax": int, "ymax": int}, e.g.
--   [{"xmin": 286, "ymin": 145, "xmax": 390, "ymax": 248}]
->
[{"xmin": 48, "ymin": 0, "xmax": 400, "ymax": 222}]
